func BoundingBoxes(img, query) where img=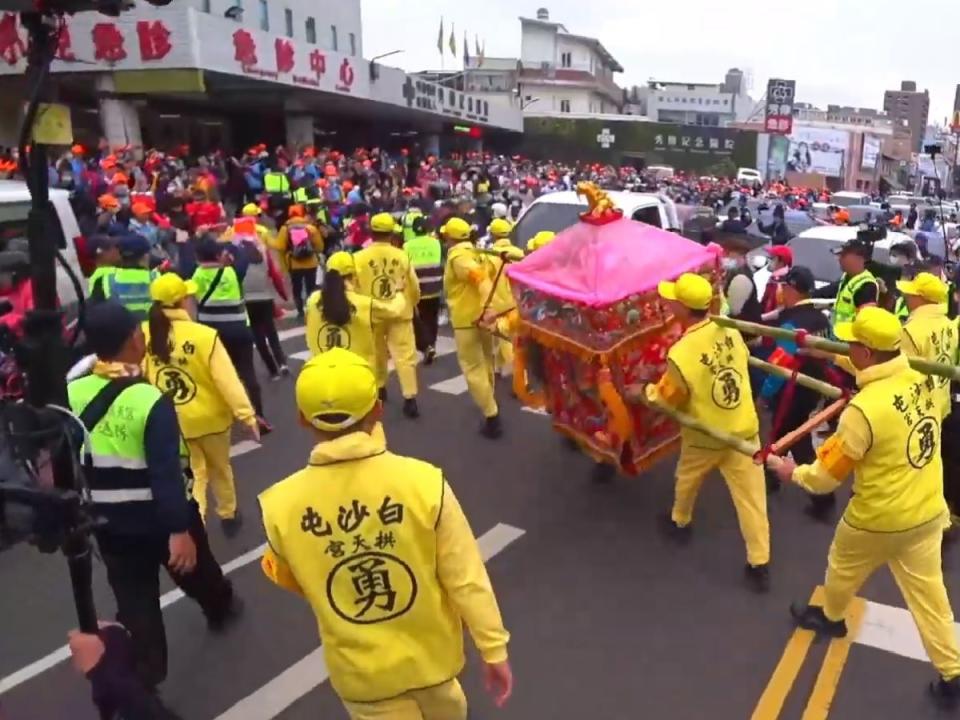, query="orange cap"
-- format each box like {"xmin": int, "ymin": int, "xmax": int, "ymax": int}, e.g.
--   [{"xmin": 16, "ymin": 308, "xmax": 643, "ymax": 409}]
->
[
  {"xmin": 131, "ymin": 202, "xmax": 152, "ymax": 216},
  {"xmin": 71, "ymin": 144, "xmax": 84, "ymax": 155},
  {"xmin": 112, "ymin": 172, "xmax": 128, "ymax": 184},
  {"xmin": 288, "ymin": 204, "xmax": 305, "ymax": 218},
  {"xmin": 98, "ymin": 194, "xmax": 119, "ymax": 210}
]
